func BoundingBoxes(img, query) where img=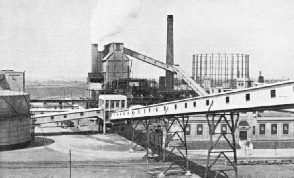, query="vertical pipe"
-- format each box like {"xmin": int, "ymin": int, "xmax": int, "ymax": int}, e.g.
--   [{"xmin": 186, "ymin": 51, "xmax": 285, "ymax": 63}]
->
[
  {"xmin": 205, "ymin": 54, "xmax": 208, "ymax": 77},
  {"xmin": 210, "ymin": 56, "xmax": 212, "ymax": 86},
  {"xmin": 224, "ymin": 54, "xmax": 227, "ymax": 86},
  {"xmin": 196, "ymin": 55, "xmax": 198, "ymax": 83},
  {"xmin": 200, "ymin": 54, "xmax": 202, "ymax": 85},
  {"xmin": 214, "ymin": 54, "xmax": 217, "ymax": 86},
  {"xmin": 246, "ymin": 55, "xmax": 250, "ymax": 78},
  {"xmin": 237, "ymin": 54, "xmax": 239, "ymax": 78},
  {"xmin": 231, "ymin": 55, "xmax": 234, "ymax": 88},
  {"xmin": 192, "ymin": 55, "xmax": 196, "ymax": 81},
  {"xmin": 166, "ymin": 15, "xmax": 174, "ymax": 90},
  {"xmin": 218, "ymin": 54, "xmax": 221, "ymax": 86},
  {"xmin": 241, "ymin": 54, "xmax": 244, "ymax": 78}
]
